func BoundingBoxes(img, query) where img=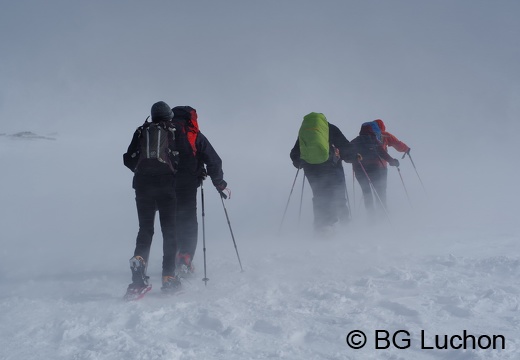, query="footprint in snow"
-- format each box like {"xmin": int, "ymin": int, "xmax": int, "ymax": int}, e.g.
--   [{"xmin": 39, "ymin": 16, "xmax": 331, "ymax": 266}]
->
[
  {"xmin": 379, "ymin": 300, "xmax": 420, "ymax": 318},
  {"xmin": 197, "ymin": 312, "xmax": 224, "ymax": 332},
  {"xmin": 252, "ymin": 319, "xmax": 282, "ymax": 335}
]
